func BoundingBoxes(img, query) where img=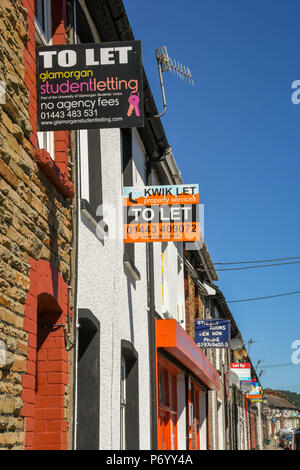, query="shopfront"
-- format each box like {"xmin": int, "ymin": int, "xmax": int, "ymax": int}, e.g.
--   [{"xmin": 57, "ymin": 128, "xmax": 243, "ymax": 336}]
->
[{"xmin": 156, "ymin": 320, "xmax": 220, "ymax": 450}]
